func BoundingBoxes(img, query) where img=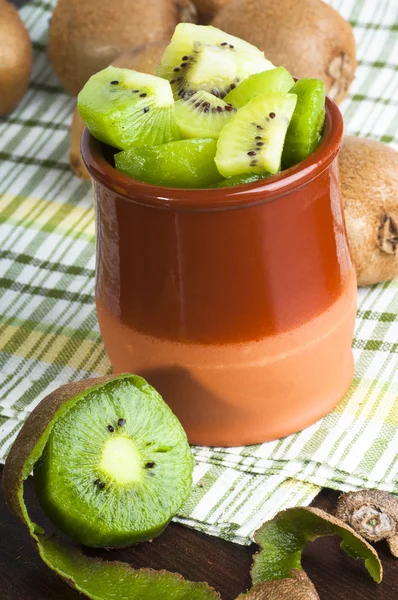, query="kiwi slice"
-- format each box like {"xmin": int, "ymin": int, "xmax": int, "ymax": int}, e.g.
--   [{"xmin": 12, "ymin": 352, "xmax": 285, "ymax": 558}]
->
[
  {"xmin": 224, "ymin": 67, "xmax": 295, "ymax": 108},
  {"xmin": 115, "ymin": 138, "xmax": 220, "ymax": 188},
  {"xmin": 215, "ymin": 92, "xmax": 297, "ymax": 177},
  {"xmin": 77, "ymin": 66, "xmax": 178, "ymax": 150},
  {"xmin": 155, "ymin": 23, "xmax": 273, "ymax": 100},
  {"xmin": 33, "ymin": 375, "xmax": 193, "ymax": 548},
  {"xmin": 215, "ymin": 173, "xmax": 270, "ymax": 187},
  {"xmin": 175, "ymin": 90, "xmax": 236, "ymax": 139},
  {"xmin": 282, "ymin": 78, "xmax": 326, "ymax": 168}
]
